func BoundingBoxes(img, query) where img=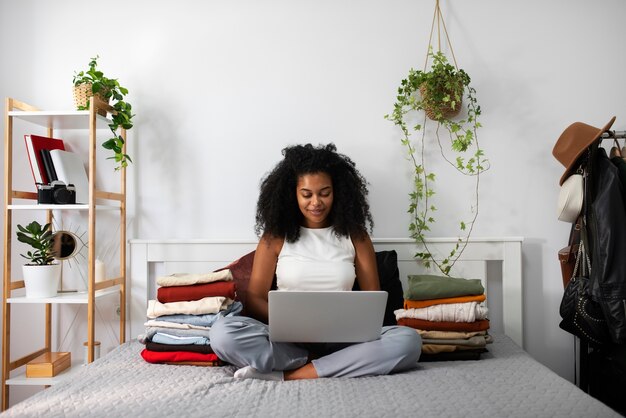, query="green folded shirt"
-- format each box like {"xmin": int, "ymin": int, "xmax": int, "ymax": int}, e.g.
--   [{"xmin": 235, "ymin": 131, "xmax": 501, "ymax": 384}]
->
[{"xmin": 404, "ymin": 274, "xmax": 485, "ymax": 301}]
